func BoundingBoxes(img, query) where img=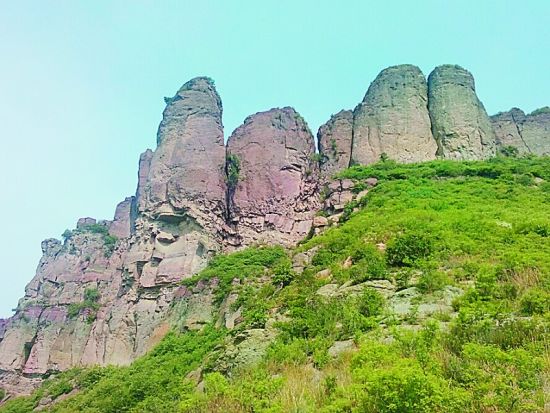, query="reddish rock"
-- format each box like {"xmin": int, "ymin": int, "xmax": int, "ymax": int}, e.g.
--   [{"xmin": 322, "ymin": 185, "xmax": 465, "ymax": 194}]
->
[
  {"xmin": 226, "ymin": 107, "xmax": 320, "ymax": 245},
  {"xmin": 138, "ymin": 77, "xmax": 227, "ymax": 233},
  {"xmin": 109, "ymin": 197, "xmax": 135, "ymax": 239},
  {"xmin": 318, "ymin": 110, "xmax": 353, "ymax": 176},
  {"xmin": 77, "ymin": 217, "xmax": 96, "ymax": 228}
]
